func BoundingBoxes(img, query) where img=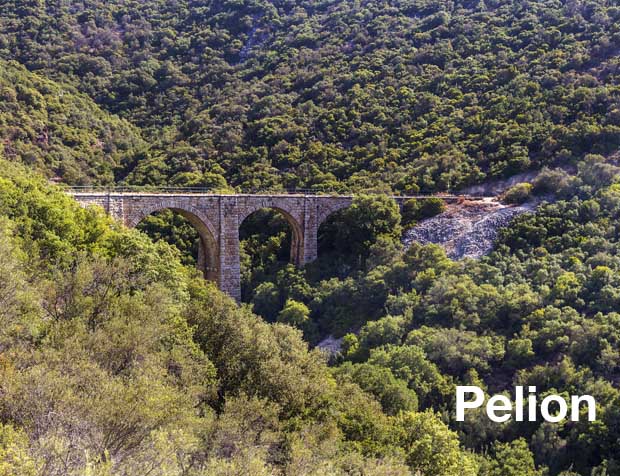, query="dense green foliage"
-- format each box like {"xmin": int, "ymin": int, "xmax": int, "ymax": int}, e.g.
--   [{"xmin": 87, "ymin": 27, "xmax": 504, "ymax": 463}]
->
[
  {"xmin": 2, "ymin": 0, "xmax": 620, "ymax": 190},
  {"xmin": 0, "ymin": 159, "xmax": 490, "ymax": 474},
  {"xmin": 238, "ymin": 156, "xmax": 620, "ymax": 475},
  {"xmin": 3, "ymin": 1, "xmax": 620, "ymax": 474},
  {"xmin": 0, "ymin": 60, "xmax": 144, "ymax": 184}
]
